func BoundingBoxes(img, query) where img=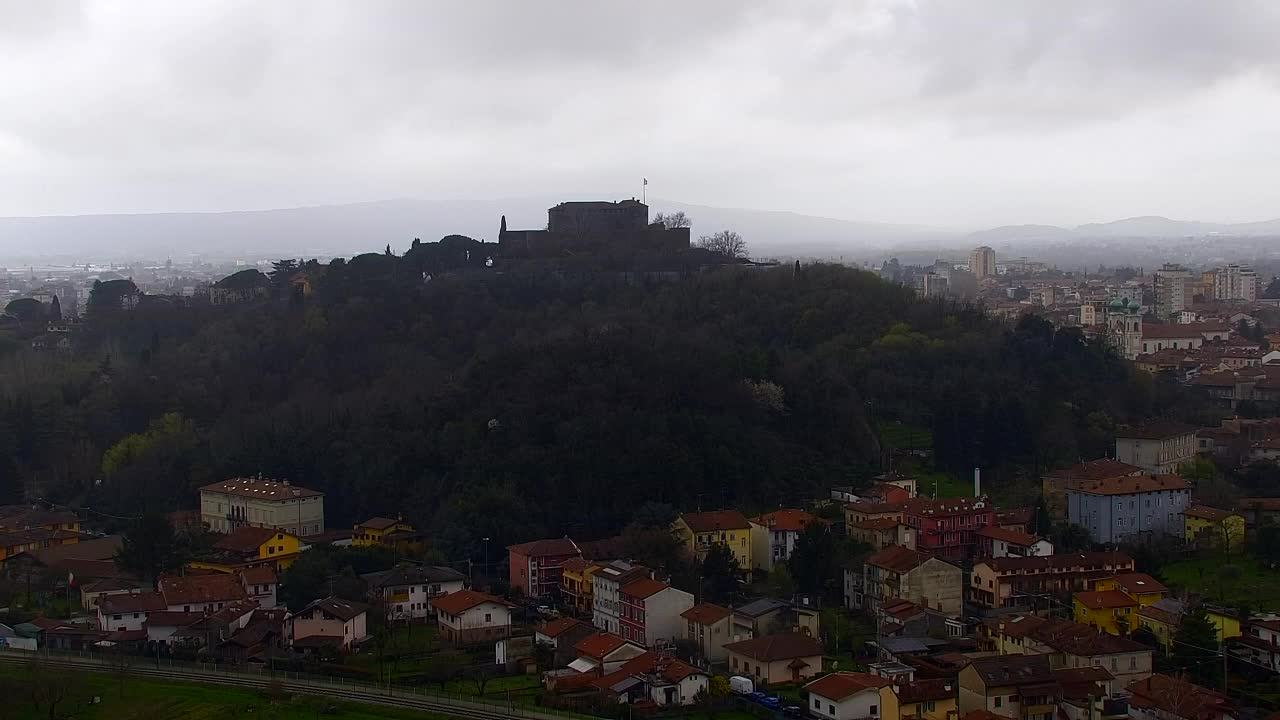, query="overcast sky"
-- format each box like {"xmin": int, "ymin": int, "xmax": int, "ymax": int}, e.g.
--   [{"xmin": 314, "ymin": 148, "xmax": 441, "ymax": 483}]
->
[{"xmin": 3, "ymin": 0, "xmax": 1280, "ymax": 229}]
